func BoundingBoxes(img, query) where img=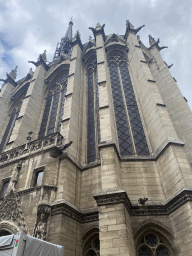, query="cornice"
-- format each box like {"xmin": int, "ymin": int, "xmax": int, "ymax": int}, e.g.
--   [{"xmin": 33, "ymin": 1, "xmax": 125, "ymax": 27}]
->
[
  {"xmin": 94, "ymin": 189, "xmax": 192, "ymax": 216},
  {"xmin": 51, "ymin": 200, "xmax": 99, "ymax": 223}
]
